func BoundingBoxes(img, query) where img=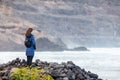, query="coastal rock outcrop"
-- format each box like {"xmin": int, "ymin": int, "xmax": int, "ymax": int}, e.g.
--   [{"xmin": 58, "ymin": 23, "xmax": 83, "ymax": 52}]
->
[{"xmin": 0, "ymin": 58, "xmax": 102, "ymax": 80}]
